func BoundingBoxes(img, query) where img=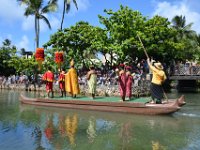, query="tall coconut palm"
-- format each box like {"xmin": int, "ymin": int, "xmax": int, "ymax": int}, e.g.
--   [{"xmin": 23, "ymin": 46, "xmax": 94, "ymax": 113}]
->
[
  {"xmin": 18, "ymin": 0, "xmax": 58, "ymax": 48},
  {"xmin": 60, "ymin": 0, "xmax": 78, "ymax": 30},
  {"xmin": 172, "ymin": 15, "xmax": 196, "ymax": 40}
]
